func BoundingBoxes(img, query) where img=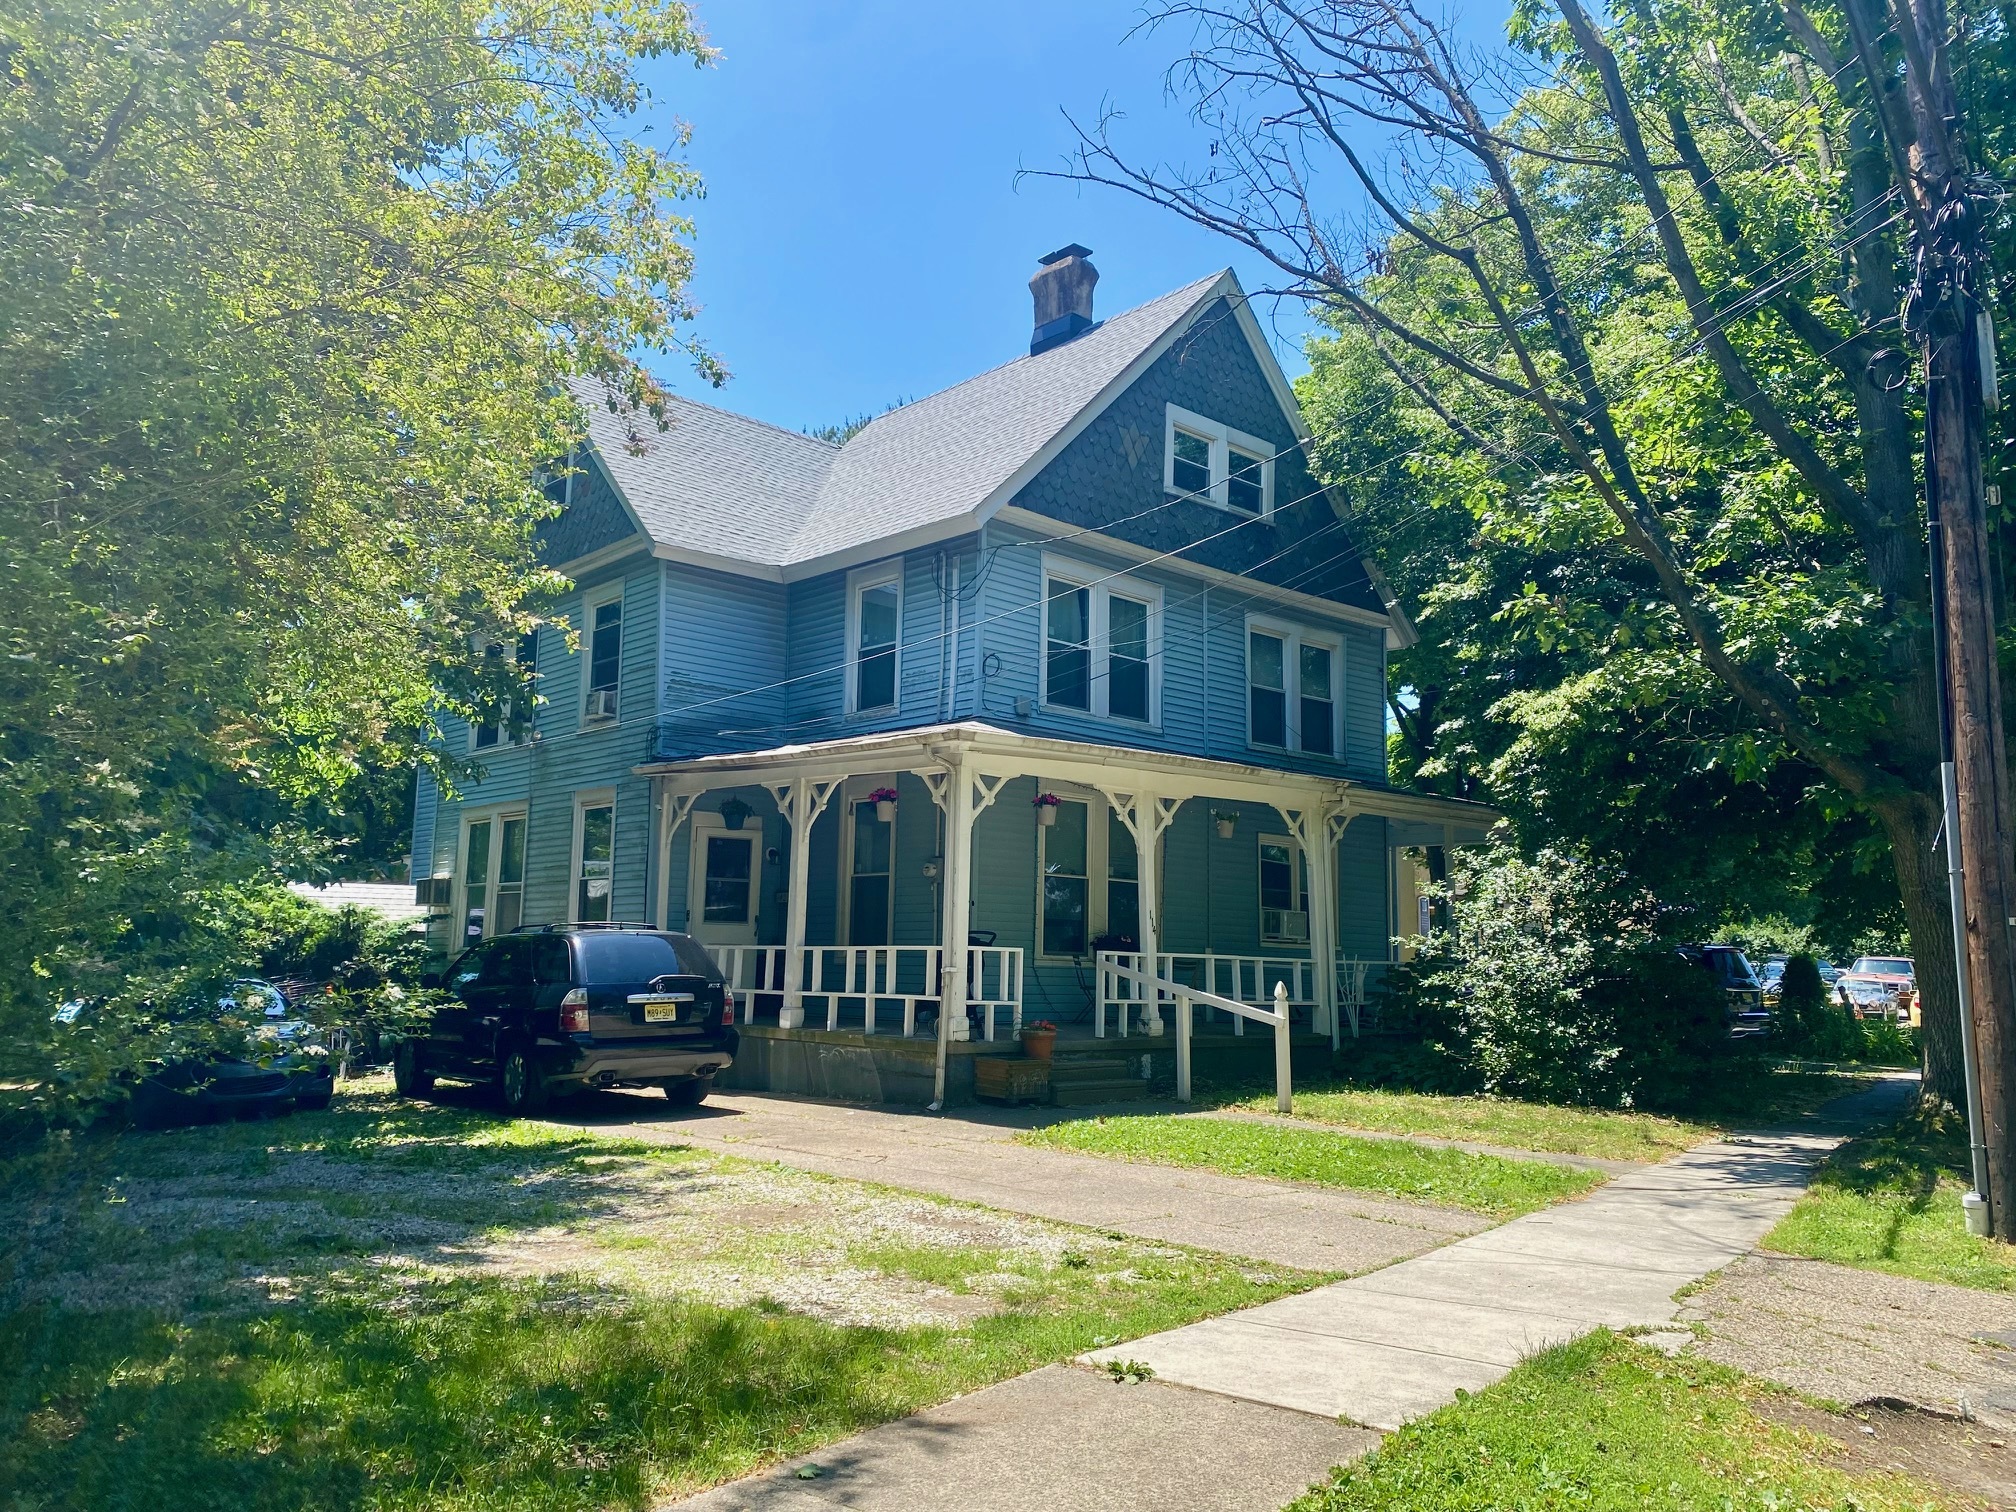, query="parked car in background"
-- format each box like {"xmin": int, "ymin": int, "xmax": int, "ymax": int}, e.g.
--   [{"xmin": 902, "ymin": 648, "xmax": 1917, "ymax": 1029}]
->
[
  {"xmin": 1678, "ymin": 944, "xmax": 1771, "ymax": 1036},
  {"xmin": 1757, "ymin": 956, "xmax": 1786, "ymax": 1004},
  {"xmin": 395, "ymin": 924, "xmax": 737, "ymax": 1113},
  {"xmin": 59, "ymin": 978, "xmax": 337, "ymax": 1129},
  {"xmin": 1835, "ymin": 956, "xmax": 1914, "ymax": 1020}
]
